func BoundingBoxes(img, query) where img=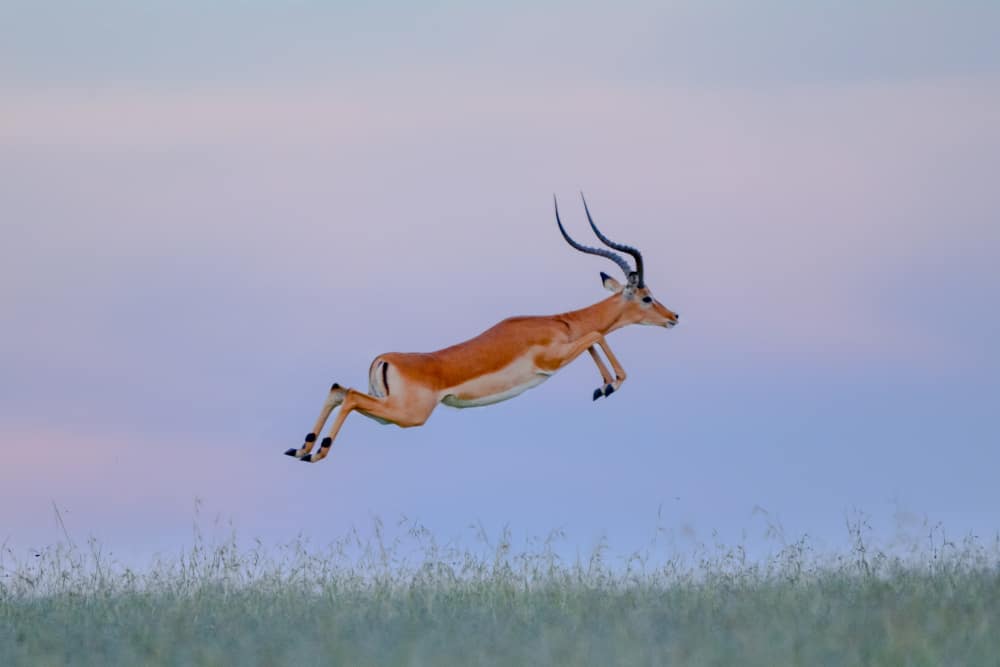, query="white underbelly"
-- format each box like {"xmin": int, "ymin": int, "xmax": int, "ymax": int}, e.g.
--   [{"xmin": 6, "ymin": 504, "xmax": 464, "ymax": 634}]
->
[{"xmin": 441, "ymin": 363, "xmax": 552, "ymax": 409}]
